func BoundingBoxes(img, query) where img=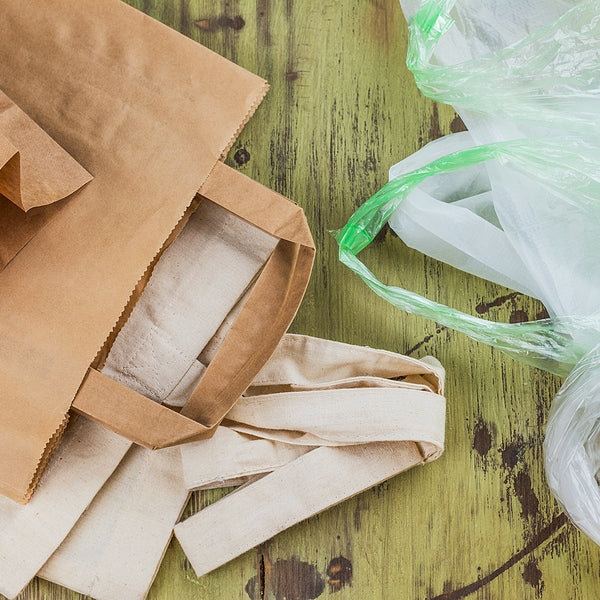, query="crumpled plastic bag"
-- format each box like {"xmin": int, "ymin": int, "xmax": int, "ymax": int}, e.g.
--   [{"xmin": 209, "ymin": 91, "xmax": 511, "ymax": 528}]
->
[
  {"xmin": 337, "ymin": 0, "xmax": 600, "ymax": 545},
  {"xmin": 403, "ymin": 0, "xmax": 600, "ymax": 142}
]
